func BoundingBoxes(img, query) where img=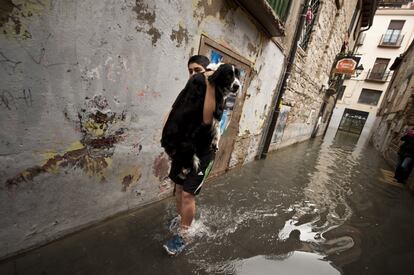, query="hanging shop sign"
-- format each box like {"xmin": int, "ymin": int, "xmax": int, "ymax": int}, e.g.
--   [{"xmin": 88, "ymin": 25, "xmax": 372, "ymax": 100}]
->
[
  {"xmin": 334, "ymin": 55, "xmax": 361, "ymax": 75},
  {"xmin": 335, "ymin": 58, "xmax": 357, "ymax": 74}
]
